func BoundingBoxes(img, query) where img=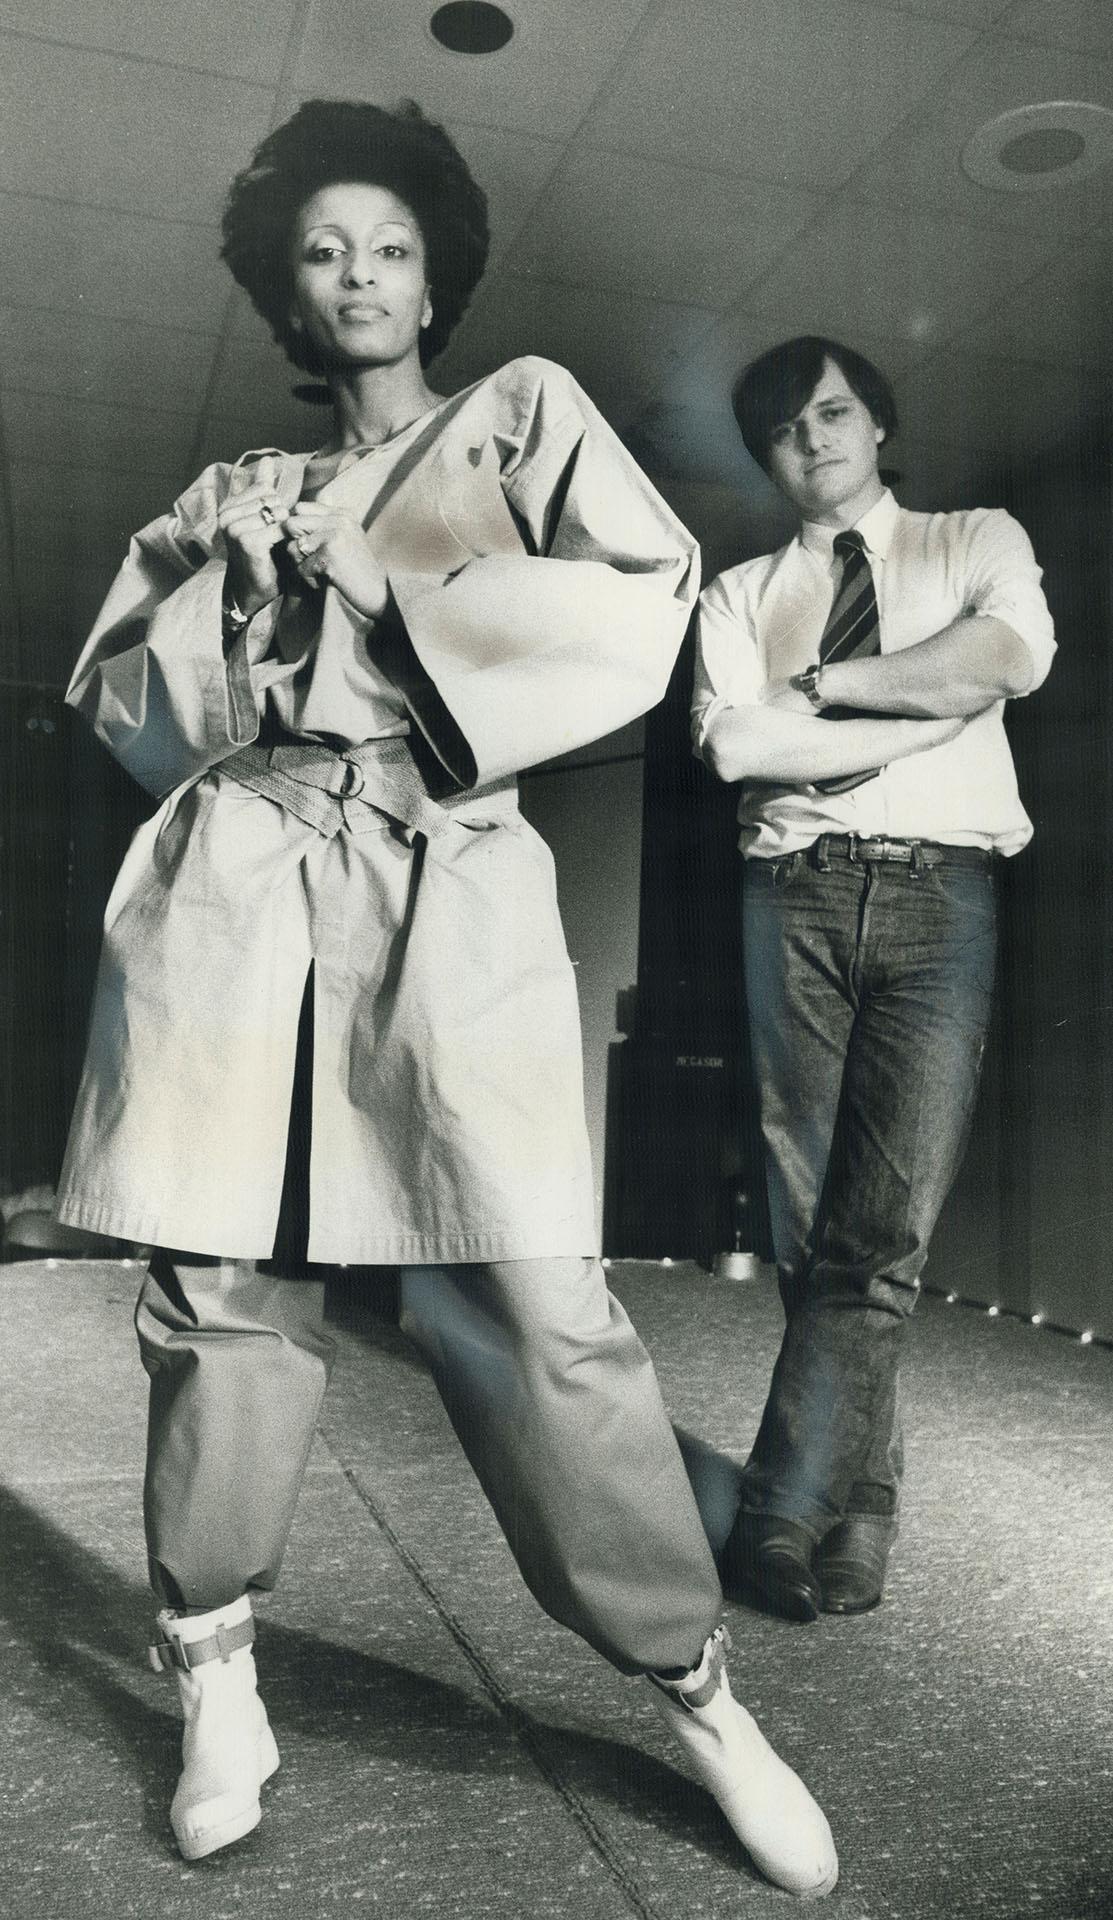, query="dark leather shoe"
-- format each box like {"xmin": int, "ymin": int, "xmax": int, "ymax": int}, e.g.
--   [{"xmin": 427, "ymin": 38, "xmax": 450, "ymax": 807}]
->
[
  {"xmin": 815, "ymin": 1516, "xmax": 897, "ymax": 1615},
  {"xmin": 720, "ymin": 1514, "xmax": 820, "ymax": 1623}
]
